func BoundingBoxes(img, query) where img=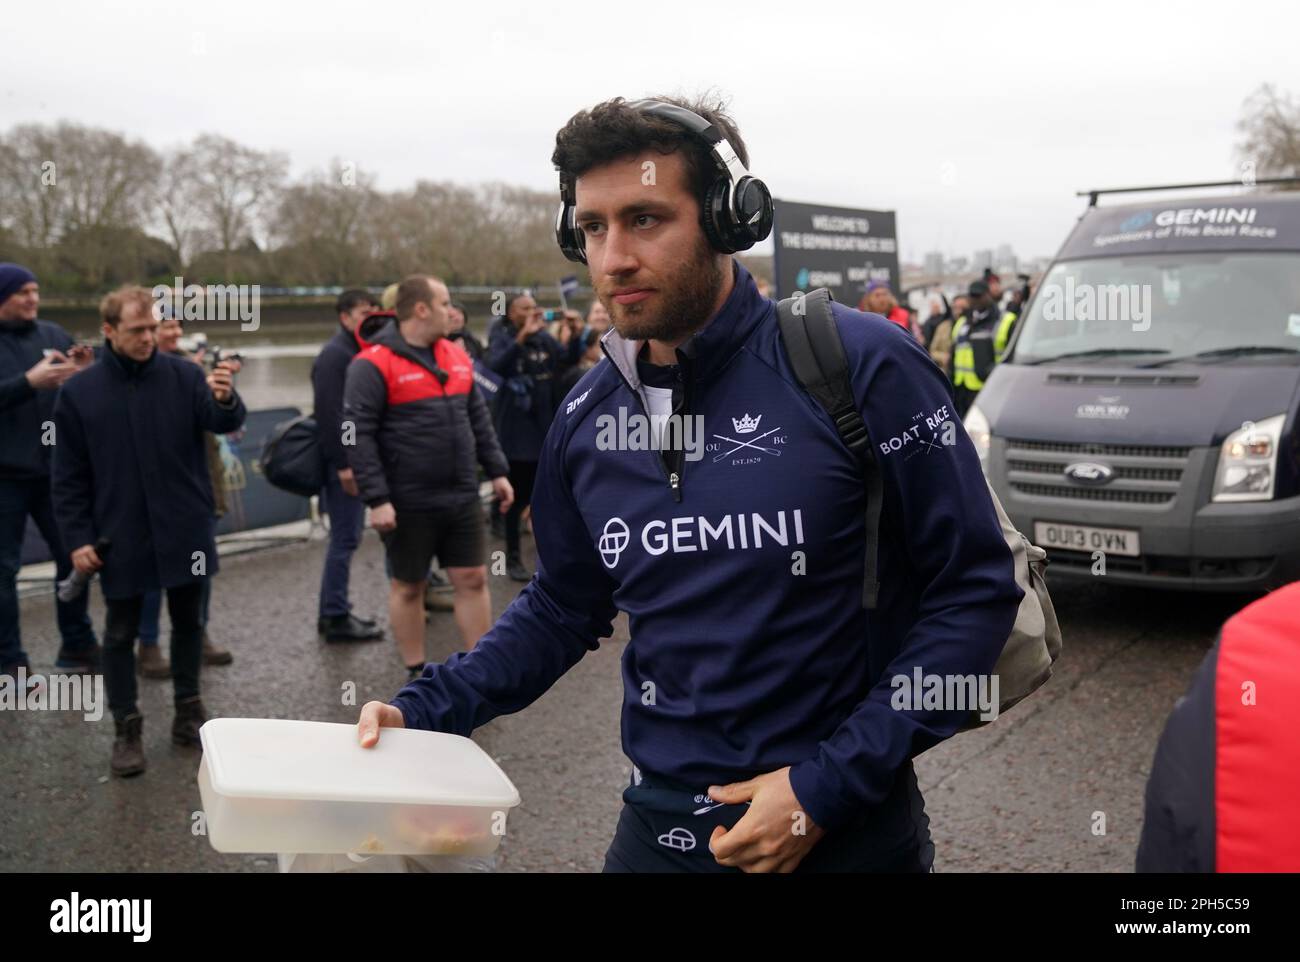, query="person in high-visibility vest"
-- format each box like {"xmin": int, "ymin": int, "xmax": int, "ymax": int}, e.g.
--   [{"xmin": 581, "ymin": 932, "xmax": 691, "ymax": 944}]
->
[
  {"xmin": 951, "ymin": 279, "xmax": 1016, "ymax": 418},
  {"xmin": 981, "ymin": 268, "xmax": 1024, "ymax": 354}
]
